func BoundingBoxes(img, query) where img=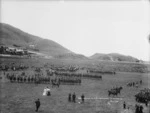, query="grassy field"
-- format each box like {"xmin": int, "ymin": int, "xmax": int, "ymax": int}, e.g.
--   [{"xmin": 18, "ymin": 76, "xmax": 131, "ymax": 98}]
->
[
  {"xmin": 0, "ymin": 57, "xmax": 150, "ymax": 113},
  {"xmin": 0, "ymin": 57, "xmax": 149, "ymax": 73},
  {"xmin": 0, "ymin": 71, "xmax": 149, "ymax": 113}
]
